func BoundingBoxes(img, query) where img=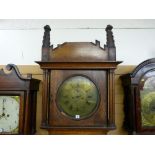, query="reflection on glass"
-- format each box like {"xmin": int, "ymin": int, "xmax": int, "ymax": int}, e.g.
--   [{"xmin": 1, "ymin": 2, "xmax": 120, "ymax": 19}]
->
[
  {"xmin": 57, "ymin": 76, "xmax": 99, "ymax": 120},
  {"xmin": 140, "ymin": 71, "xmax": 155, "ymax": 126}
]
